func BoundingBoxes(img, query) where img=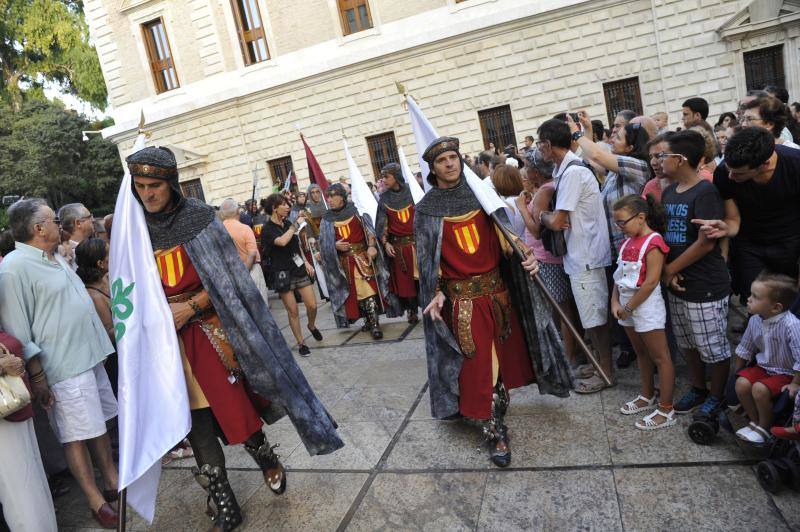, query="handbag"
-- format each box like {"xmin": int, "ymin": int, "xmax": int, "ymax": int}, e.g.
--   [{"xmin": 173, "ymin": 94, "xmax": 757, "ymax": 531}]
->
[
  {"xmin": 273, "ymin": 269, "xmax": 292, "ymax": 292},
  {"xmin": 541, "ymin": 160, "xmax": 593, "ymax": 257},
  {"xmin": 0, "ymin": 342, "xmax": 32, "ymax": 419}
]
